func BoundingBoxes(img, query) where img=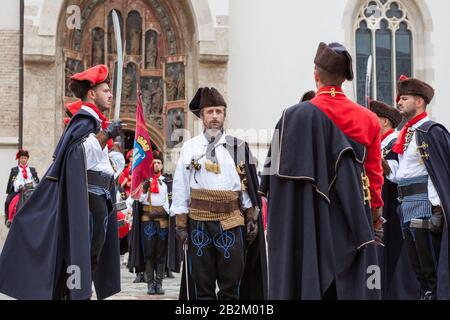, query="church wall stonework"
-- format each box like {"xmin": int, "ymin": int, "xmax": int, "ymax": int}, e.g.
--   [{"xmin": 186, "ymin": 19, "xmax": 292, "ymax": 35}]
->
[{"xmin": 0, "ymin": 30, "xmax": 20, "ymax": 139}]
